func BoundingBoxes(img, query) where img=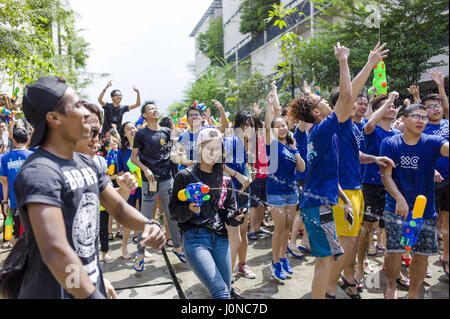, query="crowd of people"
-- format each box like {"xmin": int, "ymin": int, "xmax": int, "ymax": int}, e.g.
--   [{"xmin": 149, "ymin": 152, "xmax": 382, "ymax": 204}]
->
[{"xmin": 0, "ymin": 41, "xmax": 448, "ymax": 300}]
